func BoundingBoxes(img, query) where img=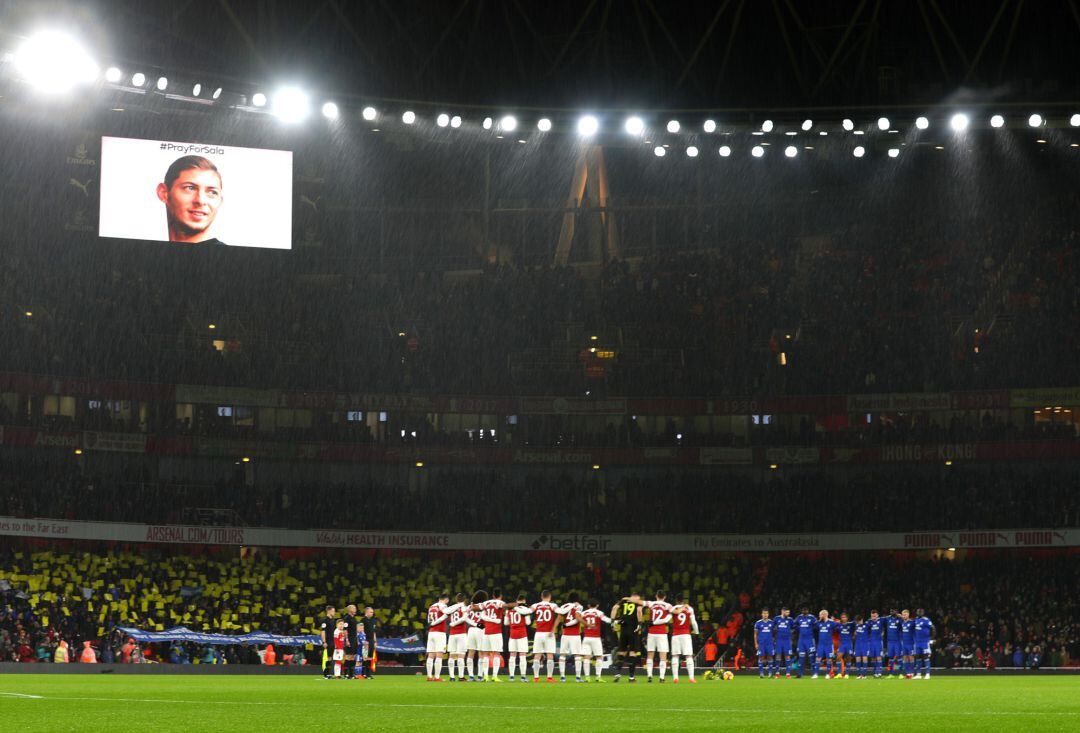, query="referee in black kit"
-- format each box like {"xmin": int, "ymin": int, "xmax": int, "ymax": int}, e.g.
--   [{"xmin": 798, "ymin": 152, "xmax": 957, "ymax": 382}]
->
[
  {"xmin": 319, "ymin": 605, "xmax": 336, "ymax": 678},
  {"xmin": 360, "ymin": 606, "xmax": 379, "ymax": 678},
  {"xmin": 342, "ymin": 604, "xmax": 360, "ymax": 678}
]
